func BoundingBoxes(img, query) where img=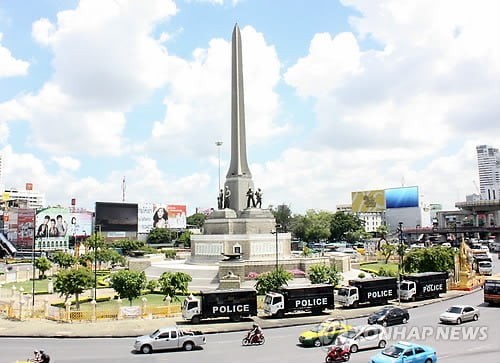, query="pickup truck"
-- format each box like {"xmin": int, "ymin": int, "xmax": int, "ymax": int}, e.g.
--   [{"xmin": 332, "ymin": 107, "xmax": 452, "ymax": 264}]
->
[{"xmin": 134, "ymin": 326, "xmax": 206, "ymax": 354}]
